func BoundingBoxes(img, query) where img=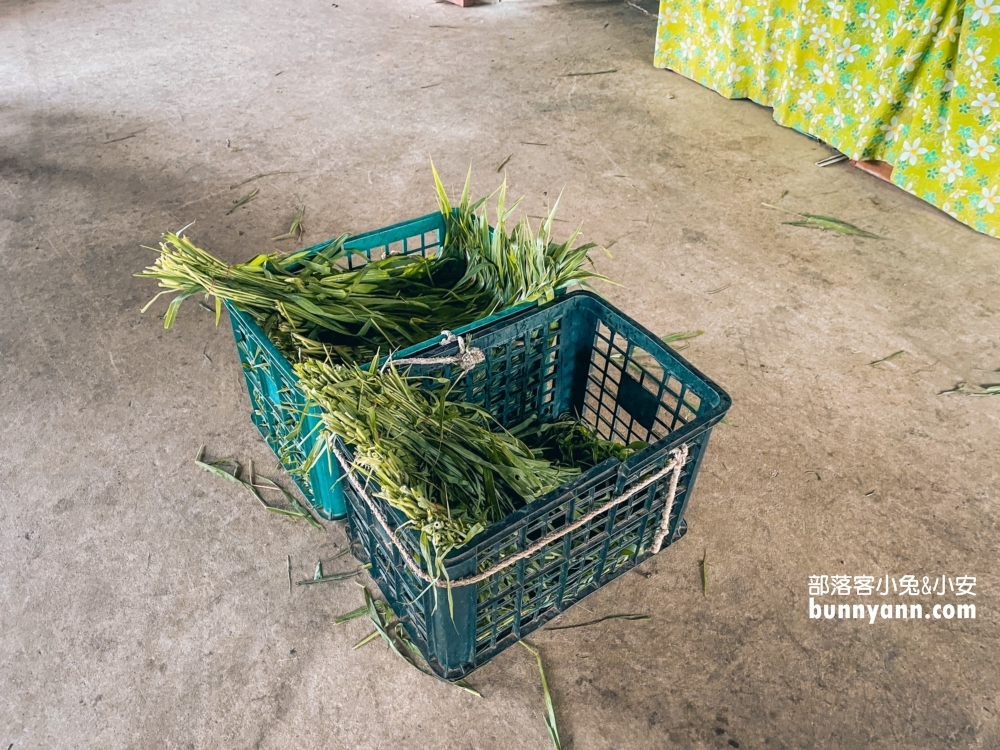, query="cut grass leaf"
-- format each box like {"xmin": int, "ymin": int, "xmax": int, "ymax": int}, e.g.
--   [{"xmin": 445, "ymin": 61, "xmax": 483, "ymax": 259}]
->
[
  {"xmin": 287, "ymin": 494, "xmax": 323, "ymax": 529},
  {"xmin": 195, "ymin": 447, "xmax": 320, "ymax": 527},
  {"xmin": 701, "ymin": 549, "xmax": 709, "ymax": 596},
  {"xmin": 545, "ymin": 613, "xmax": 649, "ymax": 631},
  {"xmin": 661, "ymin": 330, "xmax": 704, "ymax": 344},
  {"xmin": 227, "ymin": 187, "xmax": 259, "ymax": 215},
  {"xmin": 563, "ymin": 69, "xmax": 617, "ymax": 77},
  {"xmin": 353, "ymin": 630, "xmax": 382, "ymax": 649},
  {"xmin": 297, "ymin": 568, "xmax": 366, "ymax": 586},
  {"xmin": 937, "ymin": 381, "xmax": 966, "ymax": 395},
  {"xmin": 194, "ymin": 453, "xmax": 265, "ymax": 505},
  {"xmin": 321, "ymin": 548, "xmax": 352, "ymax": 564},
  {"xmin": 229, "ymin": 171, "xmax": 296, "ymax": 190},
  {"xmin": 334, "ymin": 604, "xmax": 369, "ymax": 625},
  {"xmin": 353, "ymin": 590, "xmax": 481, "ymax": 697},
  {"xmin": 935, "ymin": 381, "xmax": 999, "ymax": 396},
  {"xmin": 625, "ymin": 1, "xmax": 654, "ymax": 15},
  {"xmin": 252, "ymin": 473, "xmax": 323, "ymax": 529},
  {"xmin": 521, "ymin": 641, "xmax": 561, "ymax": 750},
  {"xmin": 868, "ymin": 350, "xmax": 905, "ymax": 366},
  {"xmin": 273, "ymin": 206, "xmax": 306, "ymax": 242},
  {"xmin": 785, "ymin": 215, "xmax": 883, "ymax": 238},
  {"xmin": 971, "ymin": 383, "xmax": 1000, "ymax": 396},
  {"xmin": 762, "ymin": 203, "xmax": 883, "ymax": 239}
]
